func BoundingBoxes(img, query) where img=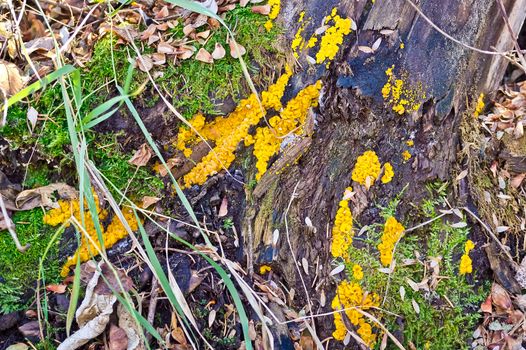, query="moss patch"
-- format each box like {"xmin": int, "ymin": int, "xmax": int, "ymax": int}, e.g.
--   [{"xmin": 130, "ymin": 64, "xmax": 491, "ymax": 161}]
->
[
  {"xmin": 0, "ymin": 209, "xmax": 60, "ymax": 313},
  {"xmin": 346, "ymin": 183, "xmax": 488, "ymax": 349}
]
